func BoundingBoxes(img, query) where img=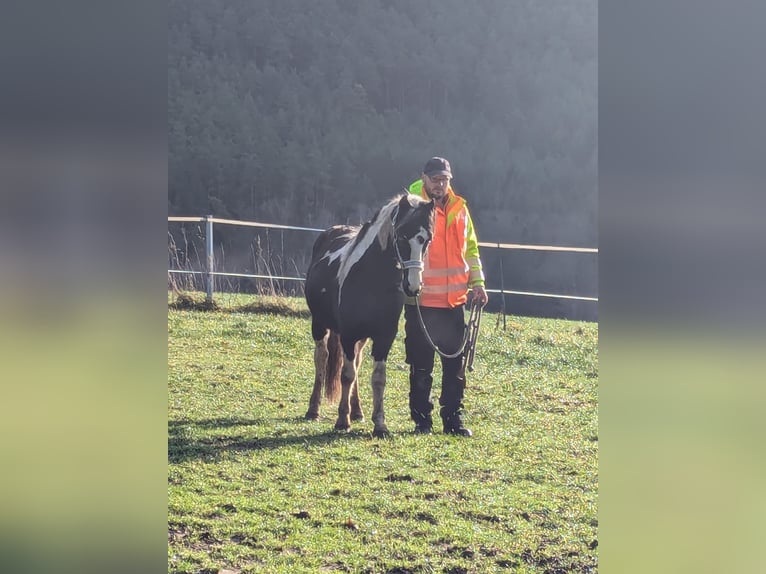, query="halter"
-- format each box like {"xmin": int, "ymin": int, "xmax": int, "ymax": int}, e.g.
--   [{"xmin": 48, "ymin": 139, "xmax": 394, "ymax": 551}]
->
[
  {"xmin": 393, "ymin": 240, "xmax": 425, "ymax": 271},
  {"xmin": 390, "ymin": 204, "xmax": 425, "ymax": 272}
]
